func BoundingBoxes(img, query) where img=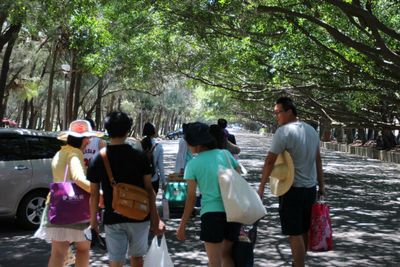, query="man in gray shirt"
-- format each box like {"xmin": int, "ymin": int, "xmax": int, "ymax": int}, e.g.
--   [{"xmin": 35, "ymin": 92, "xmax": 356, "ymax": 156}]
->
[{"xmin": 258, "ymin": 97, "xmax": 325, "ymax": 267}]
